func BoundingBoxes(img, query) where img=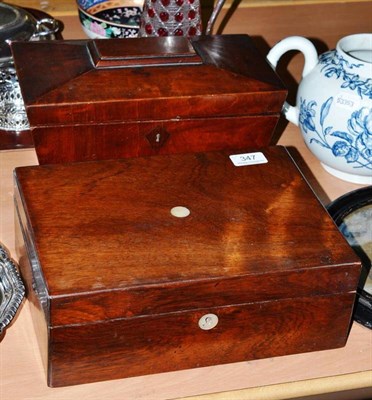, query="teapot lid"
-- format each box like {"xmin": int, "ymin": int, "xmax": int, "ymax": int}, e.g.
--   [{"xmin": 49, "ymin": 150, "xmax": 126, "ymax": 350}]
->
[{"xmin": 0, "ymin": 3, "xmax": 37, "ymax": 60}]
